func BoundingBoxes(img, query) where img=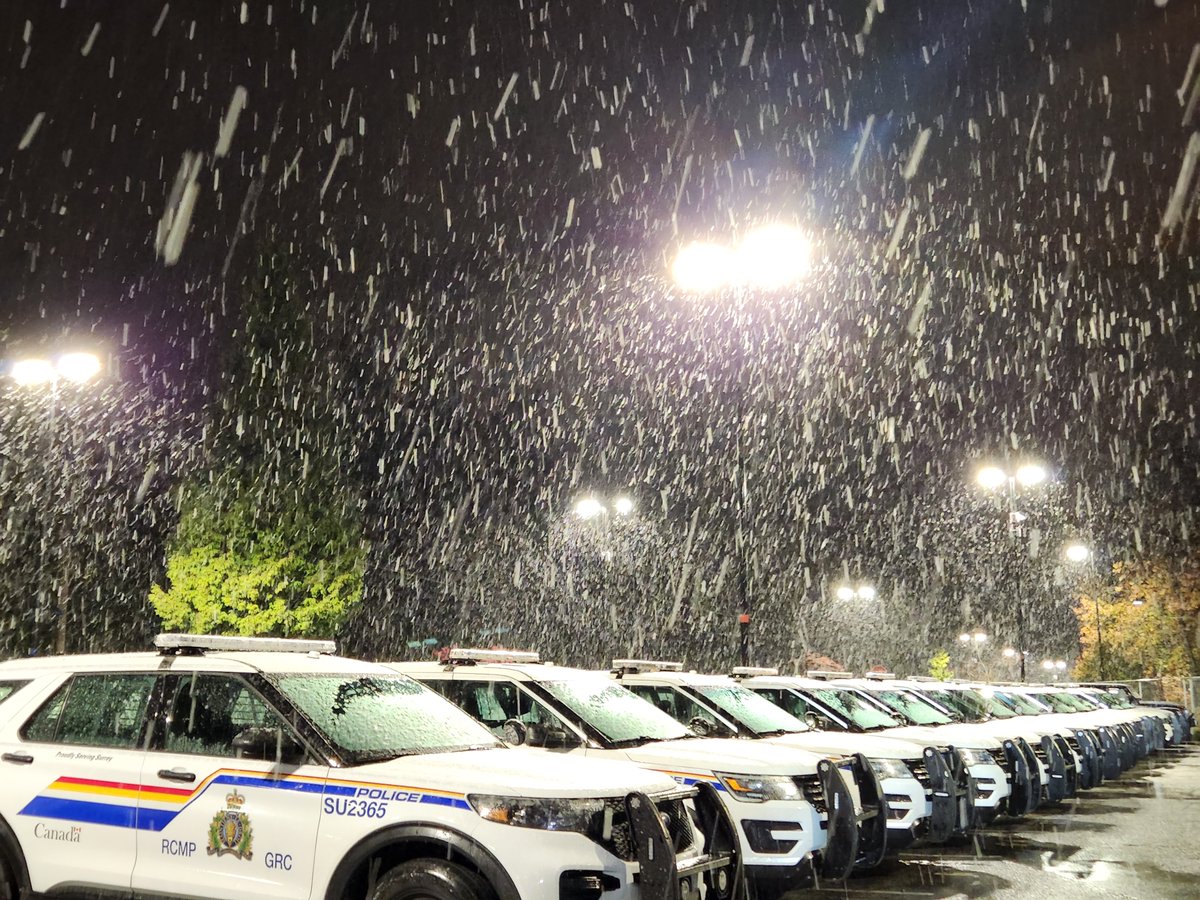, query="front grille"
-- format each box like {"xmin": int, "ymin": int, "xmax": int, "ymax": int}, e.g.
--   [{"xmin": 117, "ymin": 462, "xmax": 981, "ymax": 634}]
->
[
  {"xmin": 904, "ymin": 758, "xmax": 932, "ymax": 790},
  {"xmin": 995, "ymin": 750, "xmax": 1015, "ymax": 780},
  {"xmin": 794, "ymin": 774, "xmax": 827, "ymax": 813}
]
